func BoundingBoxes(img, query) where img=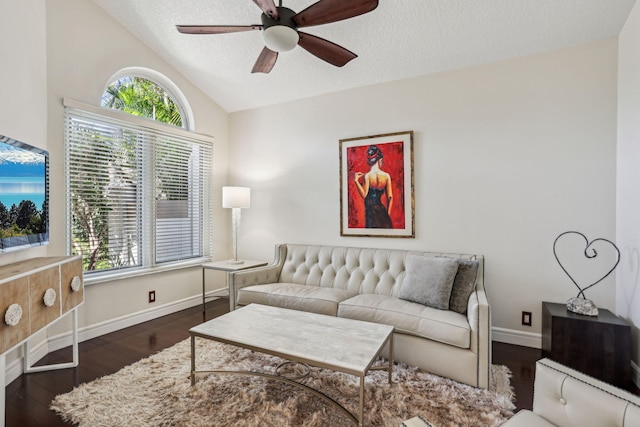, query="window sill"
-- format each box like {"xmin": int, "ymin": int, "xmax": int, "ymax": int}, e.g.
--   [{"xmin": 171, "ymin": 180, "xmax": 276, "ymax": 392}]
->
[{"xmin": 83, "ymin": 257, "xmax": 211, "ymax": 286}]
